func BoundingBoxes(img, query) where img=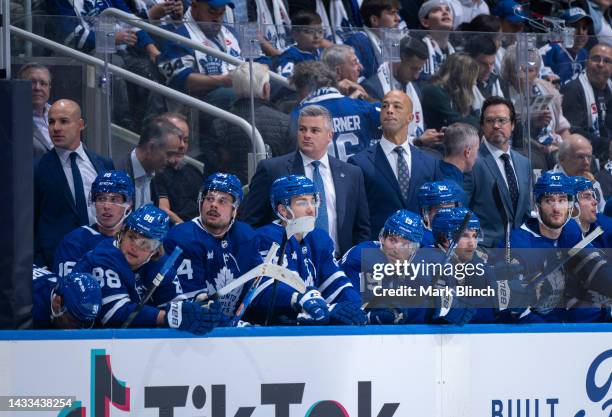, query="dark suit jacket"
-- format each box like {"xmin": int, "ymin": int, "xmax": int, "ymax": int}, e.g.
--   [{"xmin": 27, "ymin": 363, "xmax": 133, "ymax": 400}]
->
[
  {"xmin": 239, "ymin": 151, "xmax": 371, "ymax": 256},
  {"xmin": 464, "ymin": 143, "xmax": 532, "ymax": 248},
  {"xmin": 116, "ymin": 151, "xmax": 158, "ymax": 207},
  {"xmin": 348, "ymin": 143, "xmax": 443, "ymax": 239},
  {"xmin": 34, "ymin": 147, "xmax": 115, "ymax": 267}
]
